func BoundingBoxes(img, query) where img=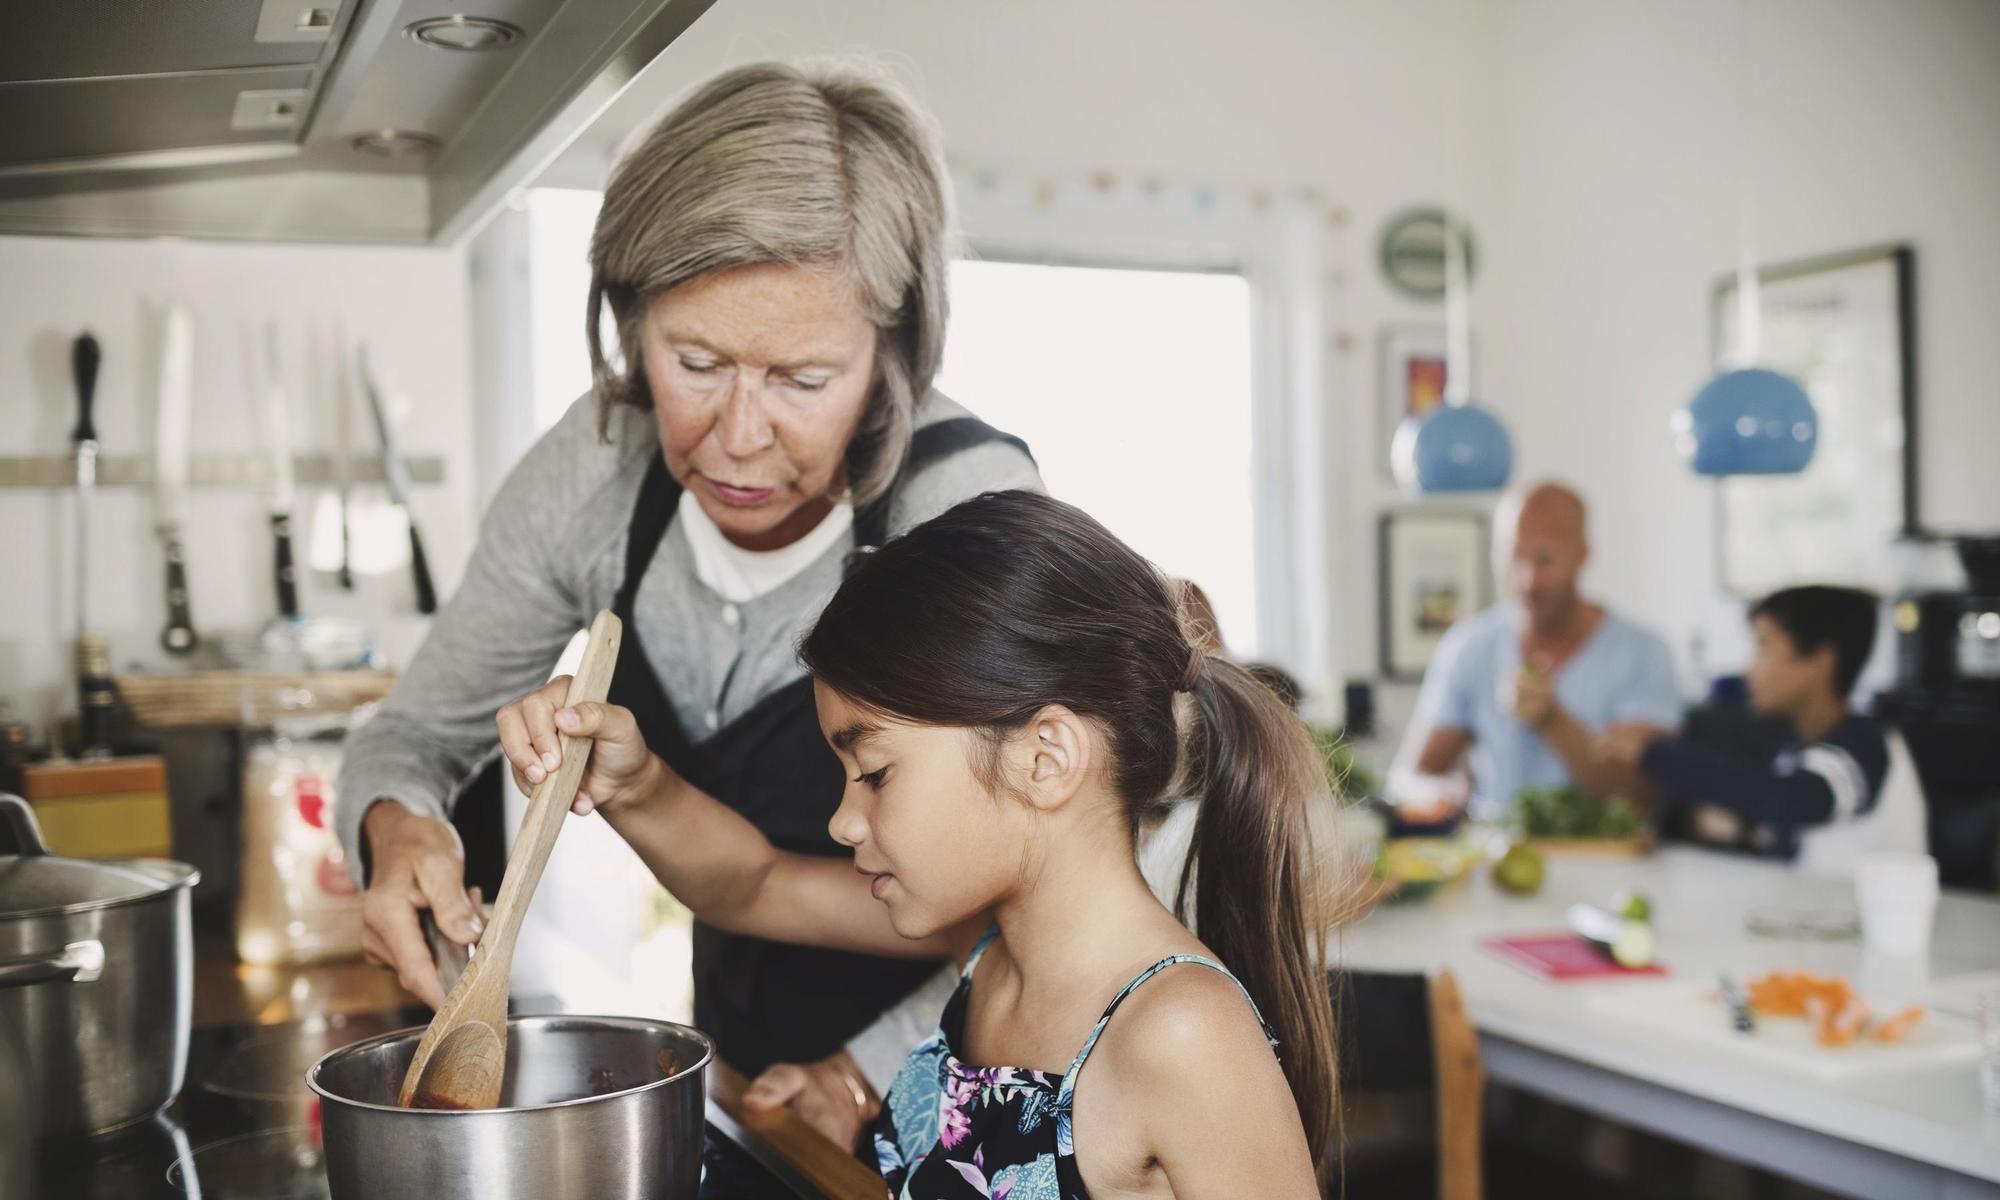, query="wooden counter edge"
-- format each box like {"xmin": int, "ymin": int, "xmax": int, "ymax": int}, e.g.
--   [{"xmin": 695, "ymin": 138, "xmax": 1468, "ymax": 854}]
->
[{"xmin": 711, "ymin": 1061, "xmax": 885, "ymax": 1200}]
